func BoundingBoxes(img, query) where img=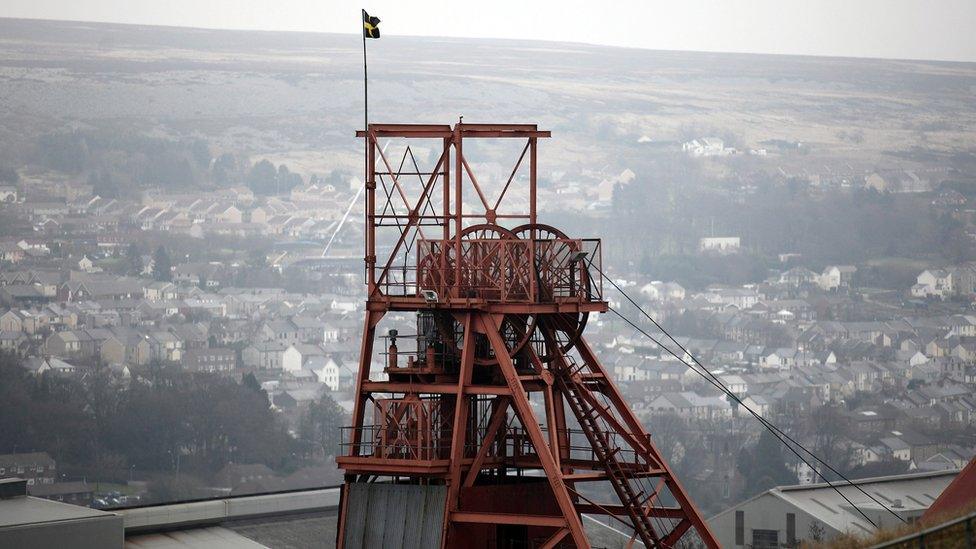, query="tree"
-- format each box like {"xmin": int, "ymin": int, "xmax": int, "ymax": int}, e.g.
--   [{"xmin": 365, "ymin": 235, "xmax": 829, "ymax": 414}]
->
[
  {"xmin": 0, "ymin": 166, "xmax": 19, "ymax": 184},
  {"xmin": 808, "ymin": 406, "xmax": 855, "ymax": 480},
  {"xmin": 247, "ymin": 159, "xmax": 278, "ymax": 195},
  {"xmin": 125, "ymin": 243, "xmax": 143, "ymax": 275},
  {"xmin": 188, "ymin": 139, "xmax": 211, "ymax": 170},
  {"xmin": 808, "ymin": 520, "xmax": 826, "ymax": 543},
  {"xmin": 276, "ymin": 164, "xmax": 303, "ymax": 194},
  {"xmin": 299, "ymin": 394, "xmax": 346, "ymax": 459},
  {"xmin": 242, "ymin": 373, "xmax": 263, "ymax": 394},
  {"xmin": 152, "ymin": 246, "xmax": 172, "ymax": 281},
  {"xmin": 212, "ymin": 153, "xmax": 239, "ymax": 185},
  {"xmin": 737, "ymin": 429, "xmax": 796, "ymax": 498}
]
